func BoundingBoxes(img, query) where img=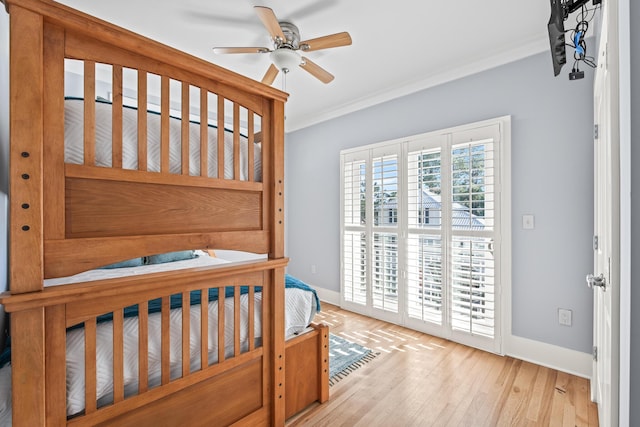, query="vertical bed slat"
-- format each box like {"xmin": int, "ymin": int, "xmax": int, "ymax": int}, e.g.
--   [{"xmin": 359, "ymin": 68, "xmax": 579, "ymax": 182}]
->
[
  {"xmin": 248, "ymin": 286, "xmax": 255, "ymax": 351},
  {"xmin": 45, "ymin": 305, "xmax": 66, "ymax": 424},
  {"xmin": 137, "ymin": 71, "xmax": 148, "ymax": 171},
  {"xmin": 218, "ymin": 287, "xmax": 225, "ymax": 364},
  {"xmin": 113, "ymin": 308, "xmax": 125, "ymax": 403},
  {"xmin": 247, "ymin": 112, "xmax": 255, "ymax": 182},
  {"xmin": 138, "ymin": 301, "xmax": 149, "ymax": 393},
  {"xmin": 200, "ymin": 288, "xmax": 209, "ymax": 370},
  {"xmin": 181, "ymin": 82, "xmax": 189, "ymax": 175},
  {"xmin": 182, "ymin": 291, "xmax": 190, "ymax": 377},
  {"xmin": 160, "ymin": 76, "xmax": 170, "ymax": 173},
  {"xmin": 112, "ymin": 65, "xmax": 123, "ymax": 168},
  {"xmin": 83, "ymin": 60, "xmax": 96, "ymax": 166},
  {"xmin": 233, "ymin": 103, "xmax": 240, "ymax": 180},
  {"xmin": 84, "ymin": 319, "xmax": 97, "ymax": 414},
  {"xmin": 200, "ymin": 88, "xmax": 208, "ymax": 177},
  {"xmin": 217, "ymin": 96, "xmax": 225, "ymax": 179},
  {"xmin": 234, "ymin": 285, "xmax": 241, "ymax": 357},
  {"xmin": 161, "ymin": 296, "xmax": 171, "ymax": 385}
]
